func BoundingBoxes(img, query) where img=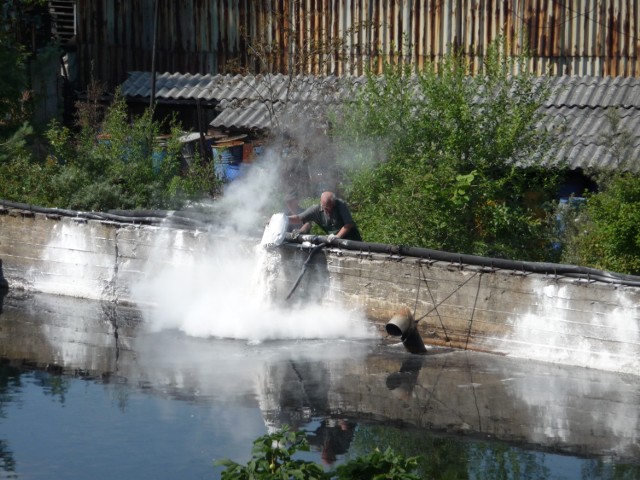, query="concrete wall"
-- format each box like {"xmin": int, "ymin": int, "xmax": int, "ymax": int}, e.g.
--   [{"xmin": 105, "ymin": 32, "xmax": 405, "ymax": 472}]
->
[{"xmin": 1, "ymin": 206, "xmax": 638, "ymax": 375}]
